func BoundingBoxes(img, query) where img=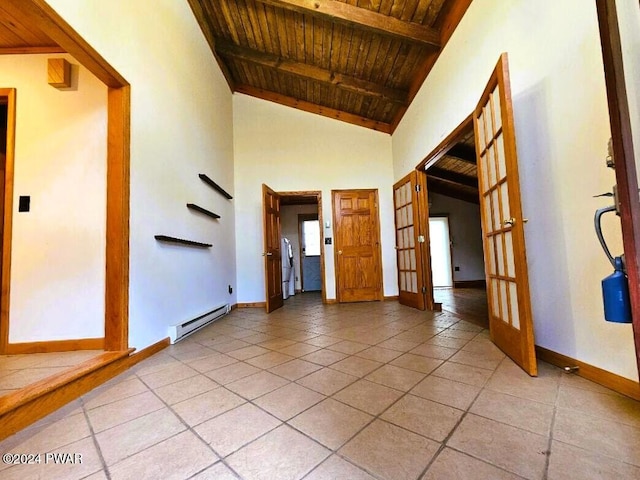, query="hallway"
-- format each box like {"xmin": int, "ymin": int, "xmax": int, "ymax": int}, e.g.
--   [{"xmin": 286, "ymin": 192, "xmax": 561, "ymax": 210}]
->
[
  {"xmin": 434, "ymin": 287, "xmax": 489, "ymax": 329},
  {"xmin": 1, "ymin": 294, "xmax": 639, "ymax": 479}
]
